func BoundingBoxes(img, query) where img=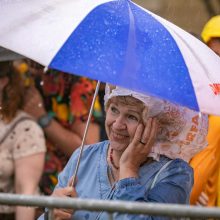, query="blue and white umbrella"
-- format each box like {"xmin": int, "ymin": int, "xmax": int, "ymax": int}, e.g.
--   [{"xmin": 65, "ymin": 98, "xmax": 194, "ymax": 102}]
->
[{"xmin": 0, "ymin": 0, "xmax": 220, "ymax": 115}]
